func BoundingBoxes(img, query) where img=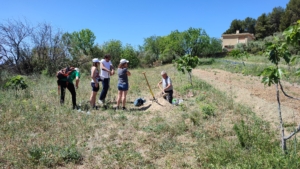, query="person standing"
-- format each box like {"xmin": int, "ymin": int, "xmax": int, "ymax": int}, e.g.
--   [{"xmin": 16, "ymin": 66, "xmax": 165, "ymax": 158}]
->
[
  {"xmin": 57, "ymin": 67, "xmax": 80, "ymax": 109},
  {"xmin": 116, "ymin": 59, "xmax": 131, "ymax": 110},
  {"xmin": 157, "ymin": 71, "xmax": 173, "ymax": 104},
  {"xmin": 90, "ymin": 58, "xmax": 101, "ymax": 109},
  {"xmin": 98, "ymin": 54, "xmax": 114, "ymax": 106}
]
